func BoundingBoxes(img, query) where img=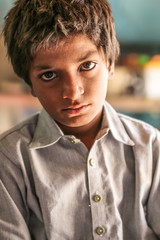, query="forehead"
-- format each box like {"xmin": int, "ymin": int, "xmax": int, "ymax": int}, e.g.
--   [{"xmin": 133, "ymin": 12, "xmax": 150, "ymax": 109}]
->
[{"xmin": 32, "ymin": 34, "xmax": 105, "ymax": 65}]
